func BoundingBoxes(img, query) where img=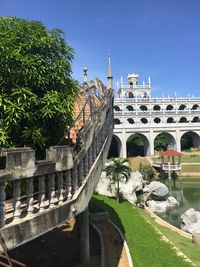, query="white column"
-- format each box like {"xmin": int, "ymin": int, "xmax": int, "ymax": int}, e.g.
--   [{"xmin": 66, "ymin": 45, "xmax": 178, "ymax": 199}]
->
[
  {"xmin": 120, "ymin": 130, "xmax": 127, "ymax": 158},
  {"xmin": 176, "ymin": 128, "xmax": 181, "ymax": 152},
  {"xmin": 149, "ymin": 128, "xmax": 154, "ymax": 156}
]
